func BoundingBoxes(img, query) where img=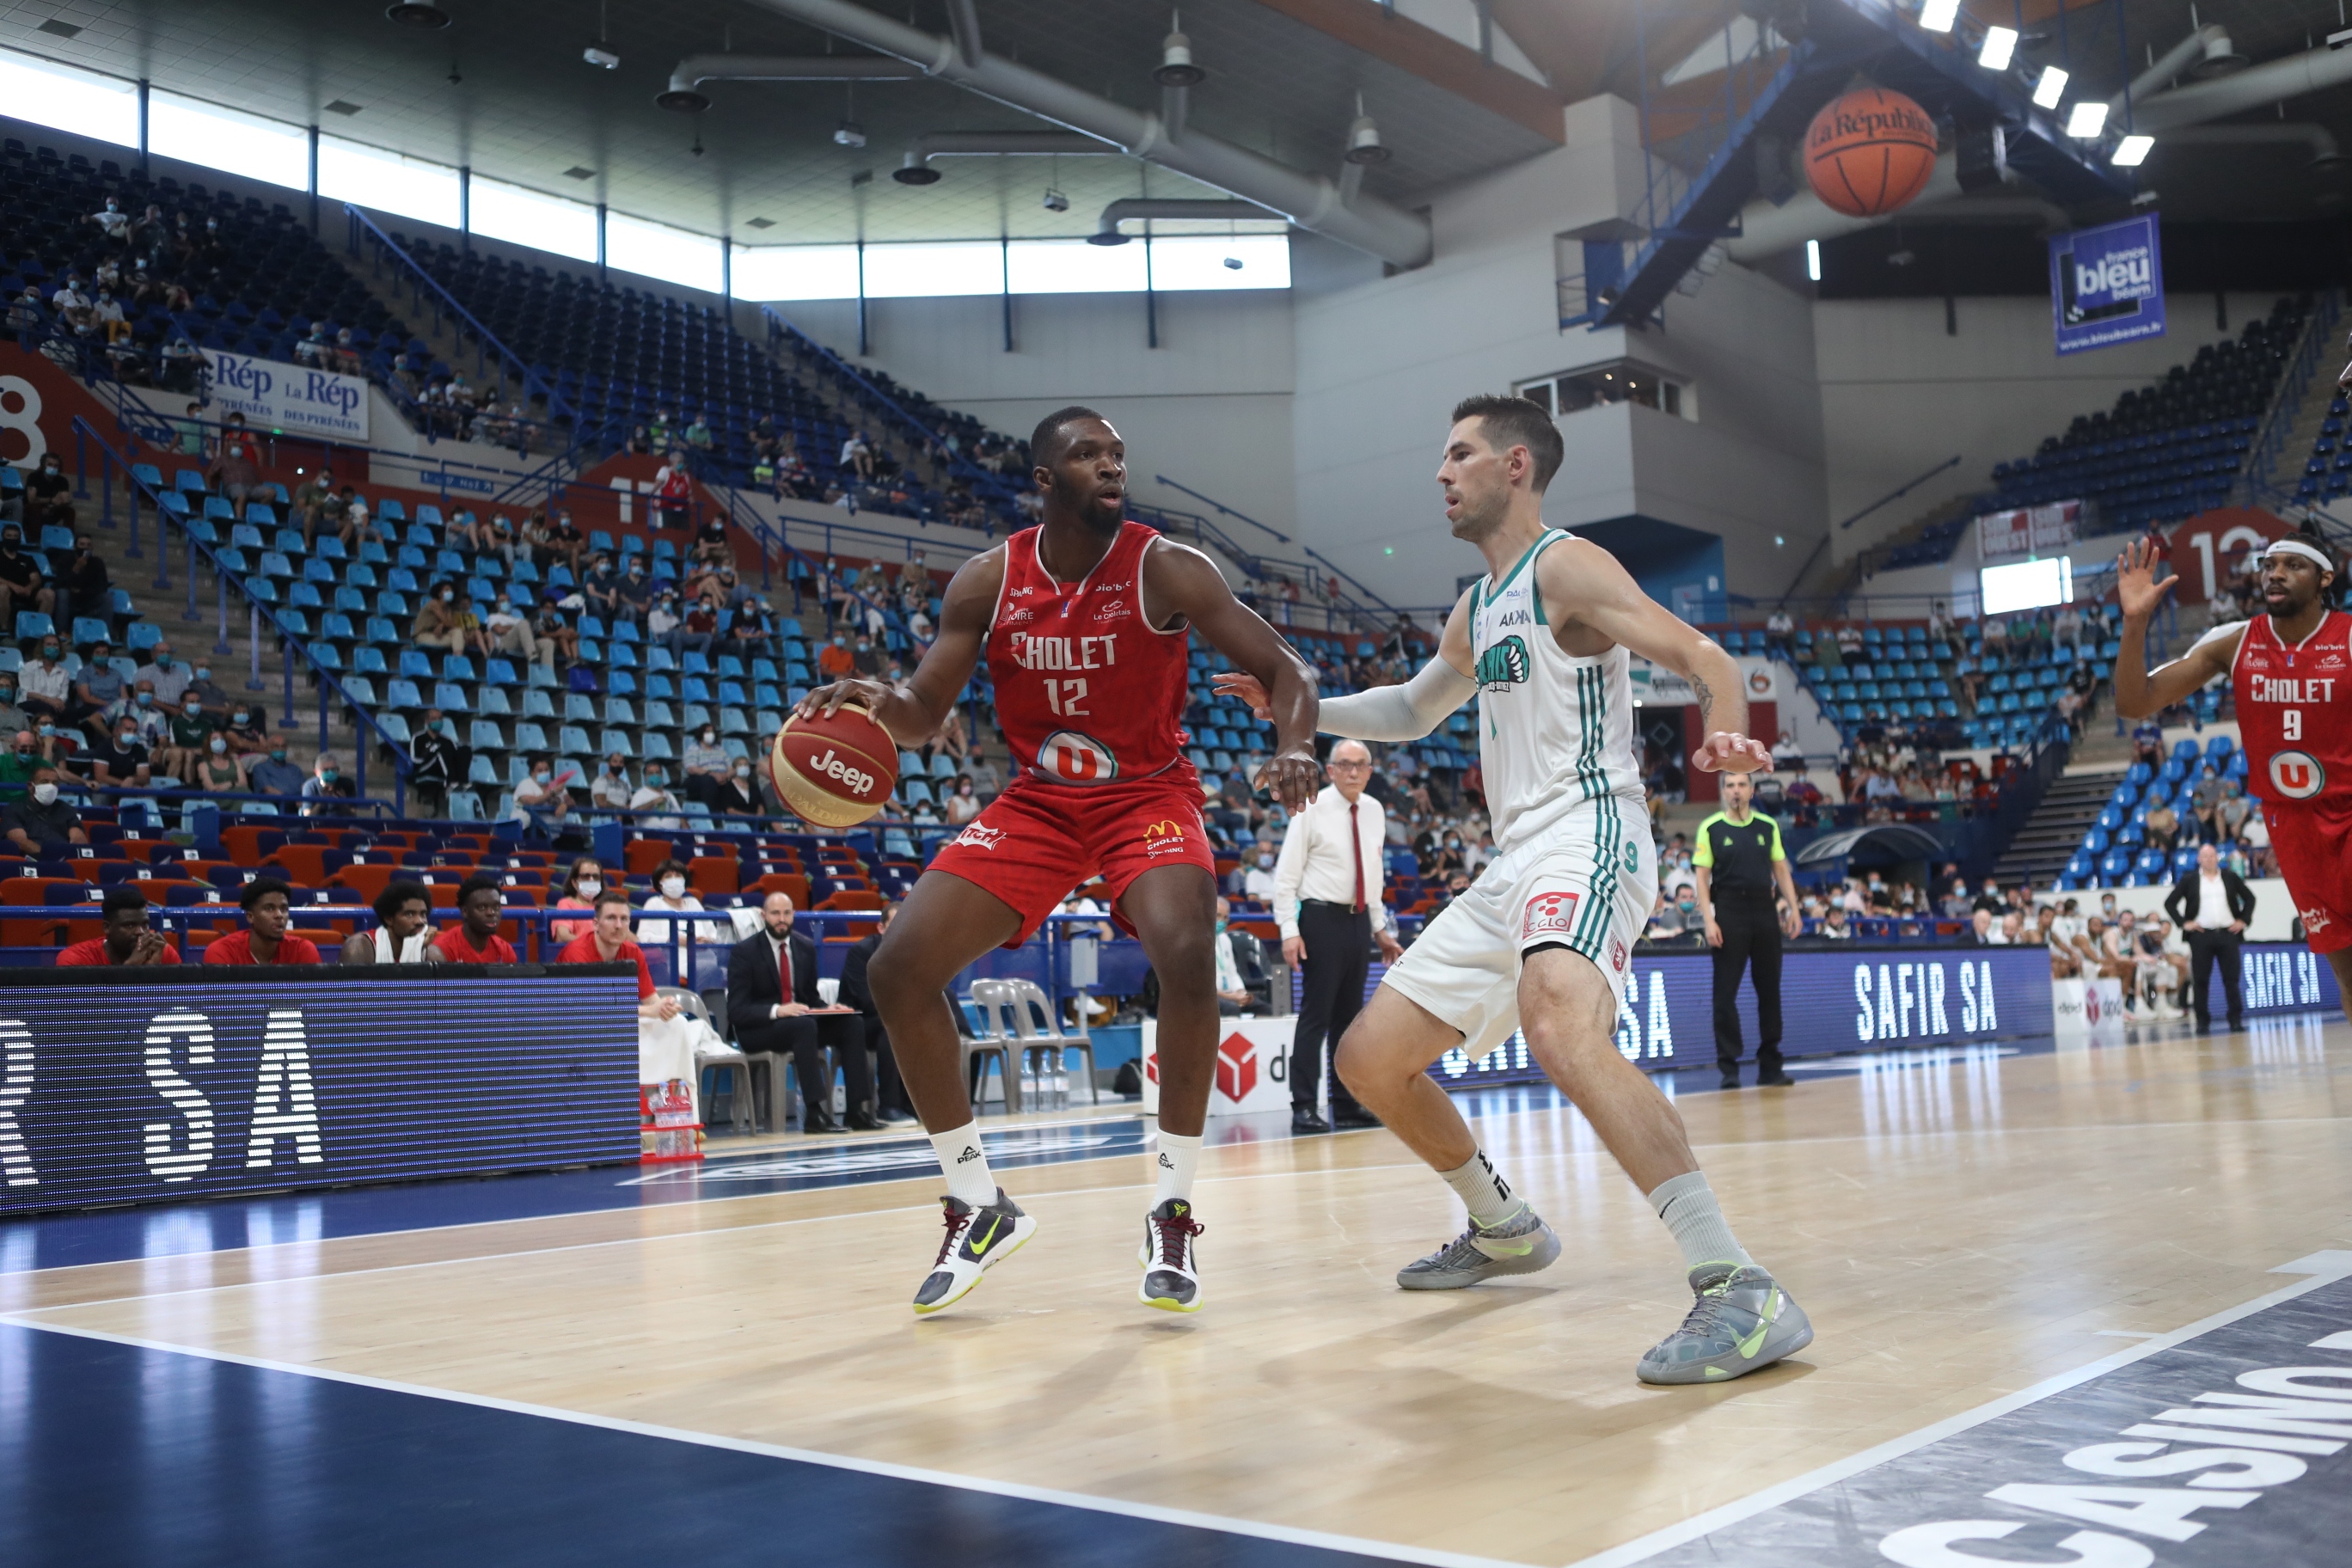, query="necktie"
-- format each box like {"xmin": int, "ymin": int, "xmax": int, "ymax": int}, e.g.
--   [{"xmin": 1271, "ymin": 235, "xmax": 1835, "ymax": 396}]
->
[
  {"xmin": 777, "ymin": 934, "xmax": 793, "ymax": 1006},
  {"xmin": 1350, "ymin": 801, "xmax": 1366, "ymax": 914}
]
